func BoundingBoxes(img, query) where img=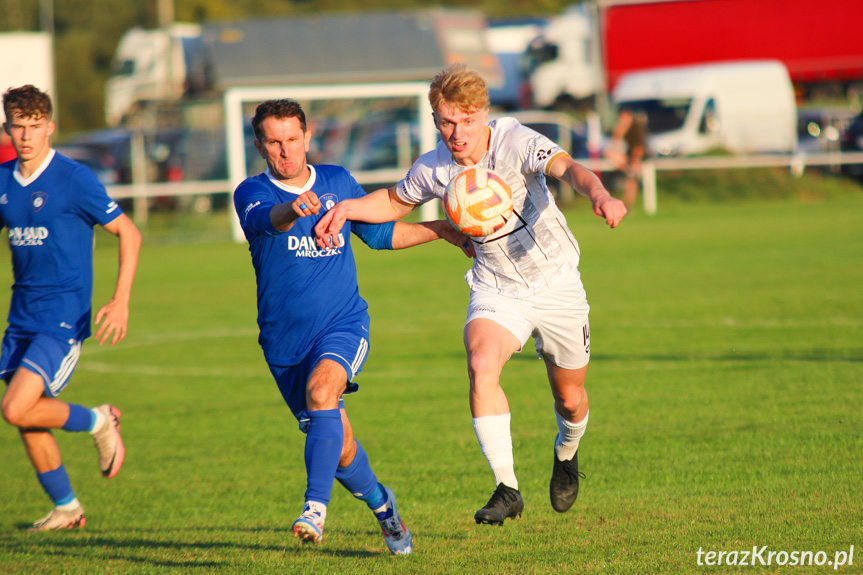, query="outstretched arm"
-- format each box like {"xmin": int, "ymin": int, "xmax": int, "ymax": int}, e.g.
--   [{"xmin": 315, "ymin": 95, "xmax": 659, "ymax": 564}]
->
[
  {"xmin": 548, "ymin": 156, "xmax": 628, "ymax": 229},
  {"xmin": 391, "ymin": 220, "xmax": 475, "ymax": 258},
  {"xmin": 315, "ymin": 188, "xmax": 412, "ymax": 248},
  {"xmin": 95, "ymin": 213, "xmax": 141, "ymax": 346}
]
